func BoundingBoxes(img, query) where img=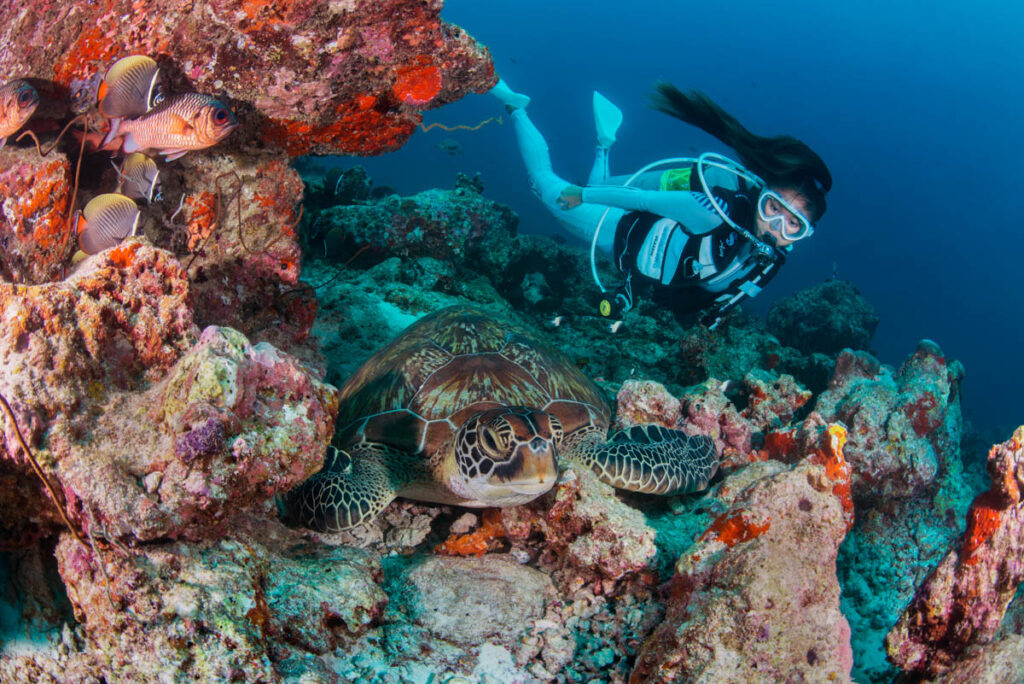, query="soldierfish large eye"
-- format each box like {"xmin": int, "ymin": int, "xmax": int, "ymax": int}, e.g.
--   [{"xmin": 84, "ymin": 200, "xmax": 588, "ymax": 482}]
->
[
  {"xmin": 17, "ymin": 87, "xmax": 33, "ymax": 107},
  {"xmin": 214, "ymin": 108, "xmax": 229, "ymax": 124}
]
